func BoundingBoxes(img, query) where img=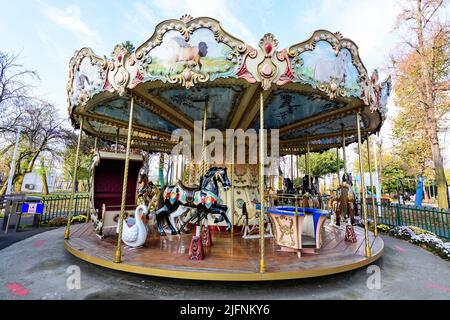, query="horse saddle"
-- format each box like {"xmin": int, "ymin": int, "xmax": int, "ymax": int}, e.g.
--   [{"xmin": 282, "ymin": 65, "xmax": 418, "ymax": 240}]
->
[{"xmin": 177, "ymin": 181, "xmax": 199, "ymax": 203}]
